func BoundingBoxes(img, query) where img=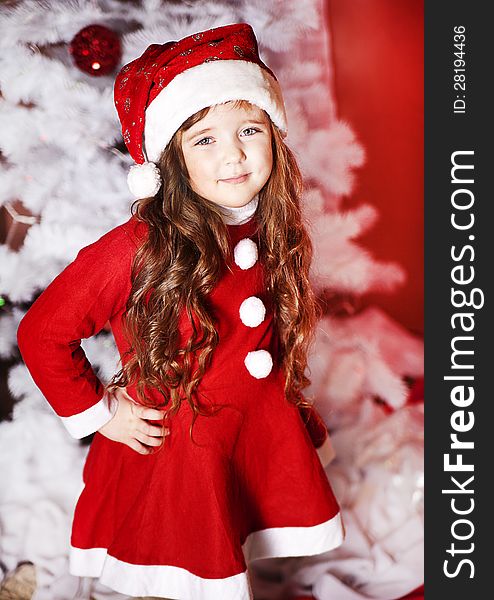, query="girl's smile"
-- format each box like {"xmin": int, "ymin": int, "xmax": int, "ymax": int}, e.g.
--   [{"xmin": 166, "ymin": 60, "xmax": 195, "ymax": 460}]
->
[{"xmin": 219, "ymin": 172, "xmax": 251, "ymax": 184}]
